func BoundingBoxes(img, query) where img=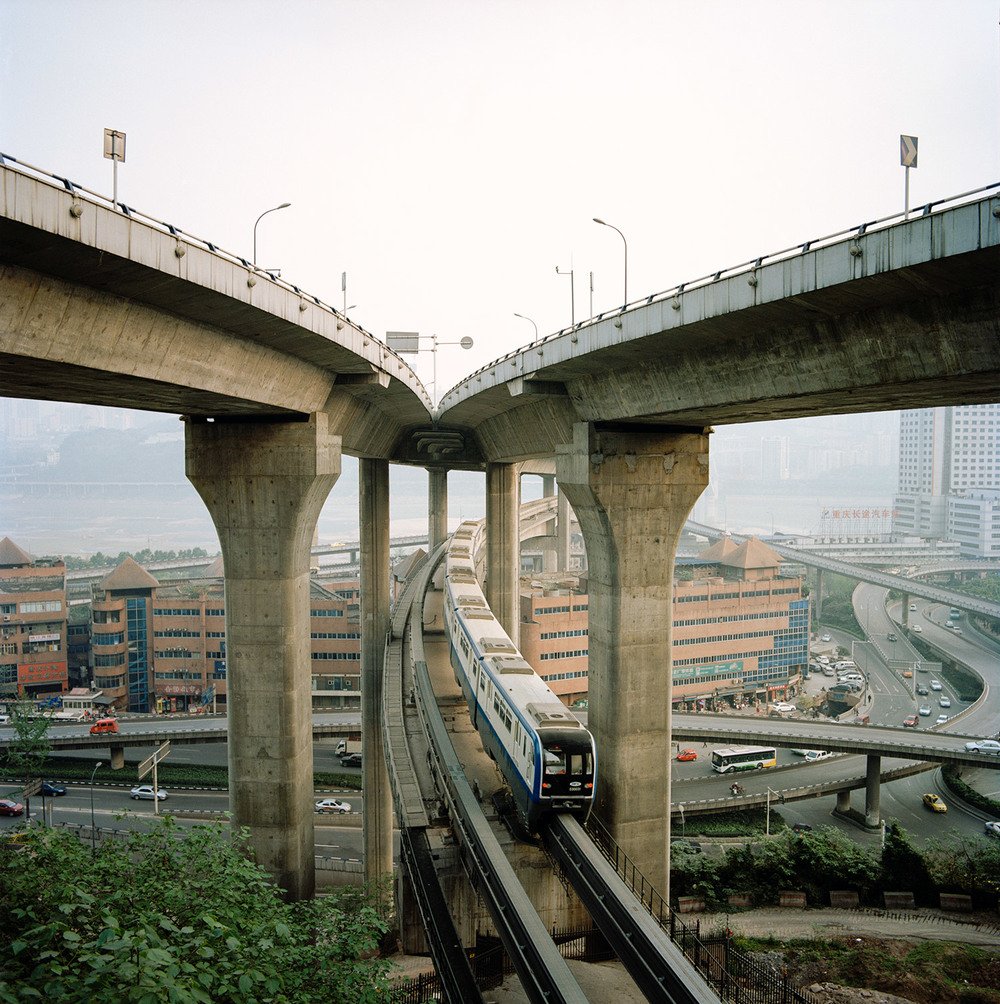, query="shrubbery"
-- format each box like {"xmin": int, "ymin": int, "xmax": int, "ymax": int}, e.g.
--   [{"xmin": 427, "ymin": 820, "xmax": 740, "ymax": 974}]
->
[
  {"xmin": 0, "ymin": 820, "xmax": 397, "ymax": 1003},
  {"xmin": 670, "ymin": 821, "xmax": 1000, "ymax": 910}
]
